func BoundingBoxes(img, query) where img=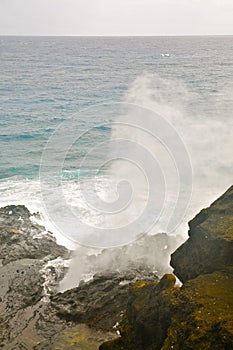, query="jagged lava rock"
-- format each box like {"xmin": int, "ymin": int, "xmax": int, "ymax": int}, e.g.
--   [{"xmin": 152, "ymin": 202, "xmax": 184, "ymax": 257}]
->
[
  {"xmin": 100, "ymin": 275, "xmax": 180, "ymax": 350},
  {"xmin": 100, "ymin": 269, "xmax": 233, "ymax": 350},
  {"xmin": 171, "ymin": 186, "xmax": 233, "ymax": 283},
  {"xmin": 51, "ymin": 271, "xmax": 159, "ymax": 332}
]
